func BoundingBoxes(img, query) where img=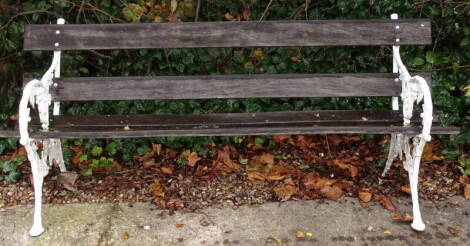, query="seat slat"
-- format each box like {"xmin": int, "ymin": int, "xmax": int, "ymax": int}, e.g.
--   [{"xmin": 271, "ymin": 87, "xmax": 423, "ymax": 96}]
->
[
  {"xmin": 12, "ymin": 125, "xmax": 459, "ymax": 139},
  {"xmin": 24, "ymin": 19, "xmax": 431, "ymax": 51},
  {"xmin": 51, "ymin": 73, "xmax": 431, "ymax": 101},
  {"xmin": 0, "ymin": 110, "xmax": 454, "ymax": 139},
  {"xmin": 47, "ymin": 110, "xmax": 435, "ymax": 127}
]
